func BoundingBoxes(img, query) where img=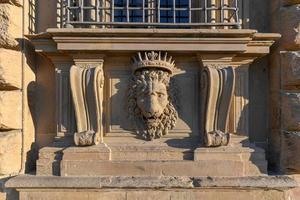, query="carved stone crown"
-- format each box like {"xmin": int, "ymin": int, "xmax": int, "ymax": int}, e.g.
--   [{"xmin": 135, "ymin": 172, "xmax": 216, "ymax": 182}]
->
[{"xmin": 132, "ymin": 51, "xmax": 175, "ymax": 74}]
